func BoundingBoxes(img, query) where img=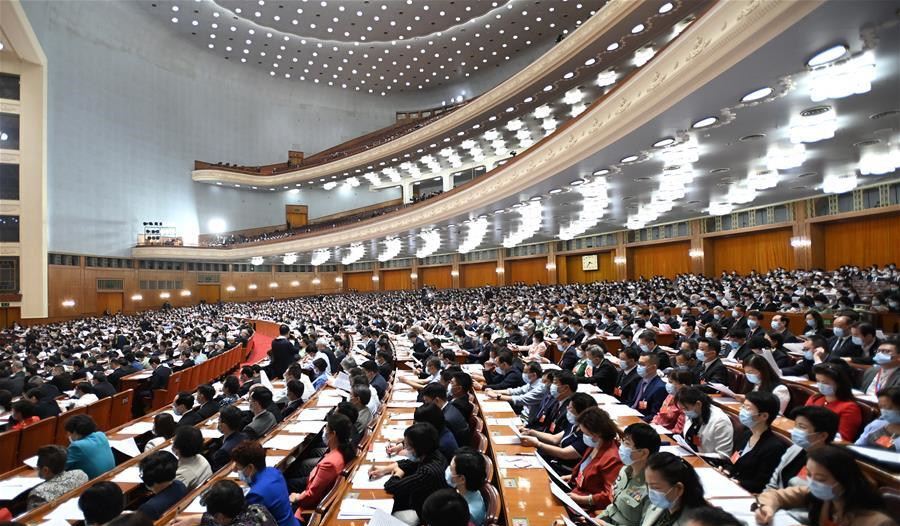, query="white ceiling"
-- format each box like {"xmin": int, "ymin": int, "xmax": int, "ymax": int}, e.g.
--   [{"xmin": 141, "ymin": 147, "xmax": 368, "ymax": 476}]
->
[{"xmin": 142, "ymin": 0, "xmax": 604, "ymax": 94}]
